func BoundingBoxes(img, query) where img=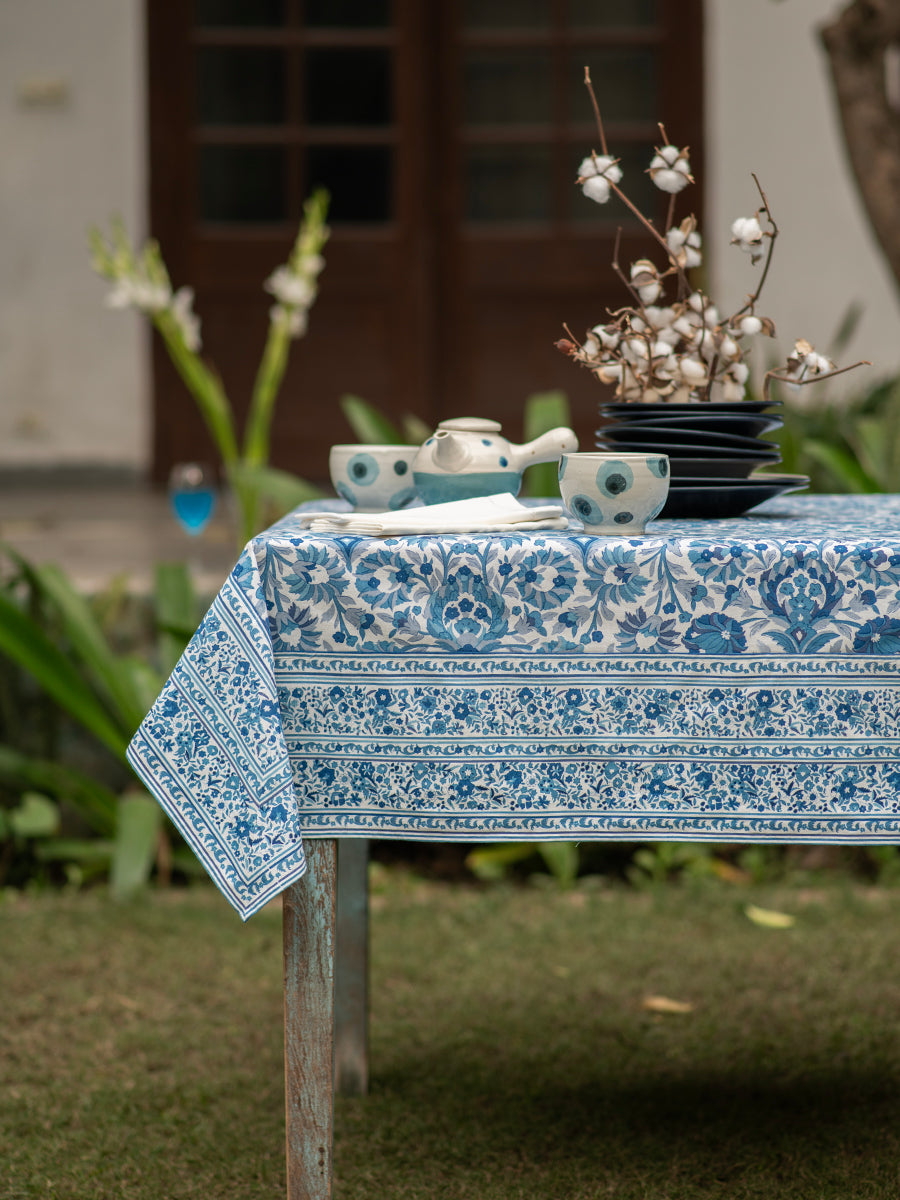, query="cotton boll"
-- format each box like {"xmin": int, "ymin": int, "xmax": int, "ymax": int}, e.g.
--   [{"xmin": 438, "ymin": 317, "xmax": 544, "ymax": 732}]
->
[
  {"xmin": 738, "ymin": 315, "xmax": 763, "ymax": 337},
  {"xmin": 637, "ymin": 282, "xmax": 661, "ymax": 304},
  {"xmin": 672, "ymin": 315, "xmax": 698, "ymax": 339},
  {"xmin": 698, "ymin": 331, "xmax": 717, "ymax": 361},
  {"xmin": 649, "ymin": 145, "xmax": 692, "ymax": 194},
  {"xmin": 644, "ymin": 305, "xmax": 675, "ymax": 330},
  {"xmin": 657, "ymin": 326, "xmax": 681, "ymax": 348},
  {"xmin": 679, "ymin": 356, "xmax": 708, "ymax": 385},
  {"xmin": 730, "ymin": 216, "xmax": 764, "ymax": 256},
  {"xmin": 596, "ymin": 363, "xmax": 623, "ymax": 384},
  {"xmin": 805, "ymin": 351, "xmax": 835, "ymax": 376},
  {"xmin": 593, "ymin": 324, "xmax": 621, "ymax": 350},
  {"xmin": 666, "ymin": 219, "xmax": 702, "ymax": 269},
  {"xmin": 651, "ymin": 168, "xmax": 690, "ymax": 194},
  {"xmin": 582, "ymin": 175, "xmax": 611, "ymax": 204},
  {"xmin": 578, "ymin": 154, "xmax": 622, "ymax": 182},
  {"xmin": 578, "ymin": 154, "xmax": 622, "ymax": 205}
]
